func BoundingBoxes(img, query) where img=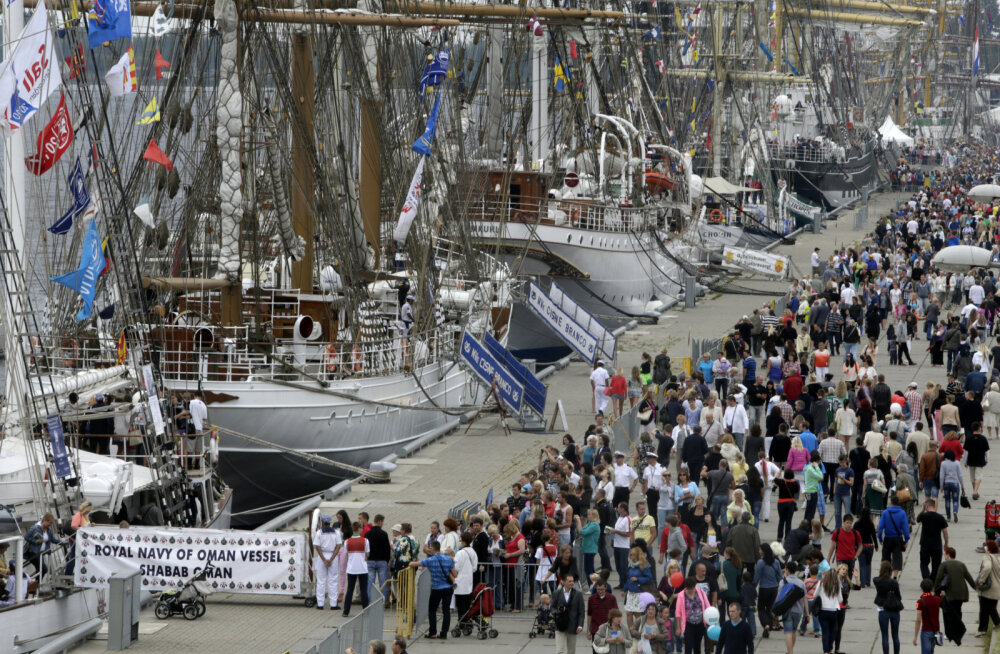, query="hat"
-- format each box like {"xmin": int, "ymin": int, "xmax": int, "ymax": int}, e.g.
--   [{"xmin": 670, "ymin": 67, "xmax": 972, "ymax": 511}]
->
[
  {"xmin": 406, "ymin": 294, "xmax": 415, "ymax": 300},
  {"xmin": 391, "ymin": 523, "xmax": 402, "ymax": 533},
  {"xmin": 614, "ymin": 451, "xmax": 625, "ymax": 458},
  {"xmin": 909, "ymin": 382, "xmax": 918, "ymax": 388},
  {"xmin": 742, "ymin": 315, "xmax": 749, "ymax": 319},
  {"xmin": 95, "ymin": 393, "xmax": 105, "ymax": 402},
  {"xmin": 596, "ymin": 359, "xmax": 606, "ymax": 366},
  {"xmin": 522, "ymin": 484, "xmax": 532, "ymax": 492},
  {"xmin": 645, "ymin": 451, "xmax": 658, "ymax": 458},
  {"xmin": 320, "ymin": 514, "xmax": 333, "ymax": 524}
]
